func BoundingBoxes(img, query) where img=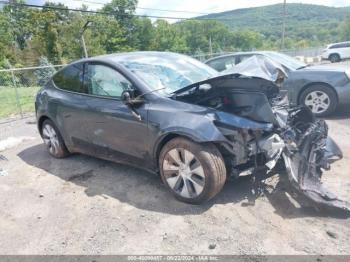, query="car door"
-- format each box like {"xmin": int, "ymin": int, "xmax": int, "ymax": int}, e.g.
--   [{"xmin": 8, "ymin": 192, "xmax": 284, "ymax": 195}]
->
[
  {"xmin": 51, "ymin": 62, "xmax": 91, "ymax": 151},
  {"xmin": 82, "ymin": 62, "xmax": 150, "ymax": 166}
]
